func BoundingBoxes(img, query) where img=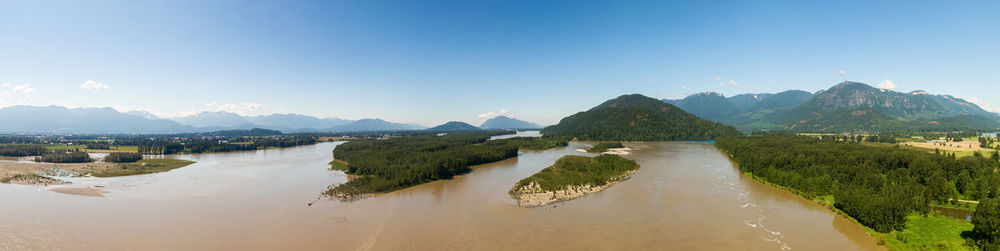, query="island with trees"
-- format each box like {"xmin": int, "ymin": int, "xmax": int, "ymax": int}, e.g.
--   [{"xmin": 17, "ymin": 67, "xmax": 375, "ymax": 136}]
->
[
  {"xmin": 509, "ymin": 154, "xmax": 639, "ymax": 207},
  {"xmin": 325, "ymin": 131, "xmax": 568, "ymax": 198},
  {"xmin": 586, "ymin": 142, "xmax": 624, "ymax": 153}
]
